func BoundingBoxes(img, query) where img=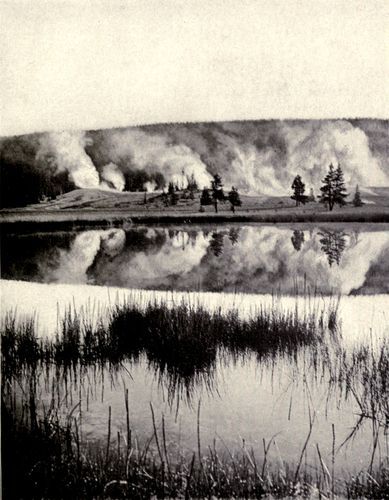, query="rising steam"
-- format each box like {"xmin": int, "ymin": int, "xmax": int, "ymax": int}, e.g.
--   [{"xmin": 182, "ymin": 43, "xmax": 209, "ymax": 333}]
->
[{"xmin": 3, "ymin": 120, "xmax": 389, "ymax": 197}]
